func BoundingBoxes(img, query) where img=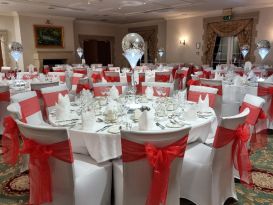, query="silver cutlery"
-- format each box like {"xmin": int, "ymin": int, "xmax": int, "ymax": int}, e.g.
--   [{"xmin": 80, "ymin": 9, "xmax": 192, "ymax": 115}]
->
[
  {"xmin": 96, "ymin": 125, "xmax": 112, "ymax": 132},
  {"xmin": 156, "ymin": 122, "xmax": 165, "ymax": 129}
]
